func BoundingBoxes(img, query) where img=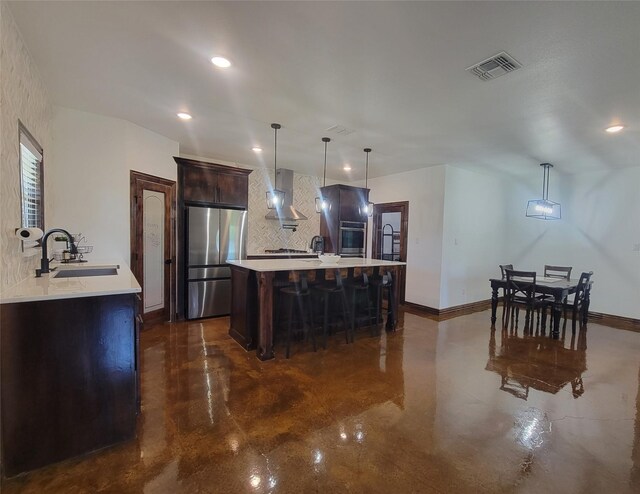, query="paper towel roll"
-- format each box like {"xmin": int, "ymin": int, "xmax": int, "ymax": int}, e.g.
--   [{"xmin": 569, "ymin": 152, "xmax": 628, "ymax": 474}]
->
[{"xmin": 15, "ymin": 227, "xmax": 44, "ymax": 241}]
